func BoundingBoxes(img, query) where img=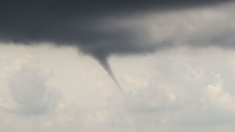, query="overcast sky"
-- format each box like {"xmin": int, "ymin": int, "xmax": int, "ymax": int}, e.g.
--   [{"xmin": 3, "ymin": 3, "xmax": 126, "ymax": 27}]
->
[{"xmin": 1, "ymin": 0, "xmax": 235, "ymax": 132}]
